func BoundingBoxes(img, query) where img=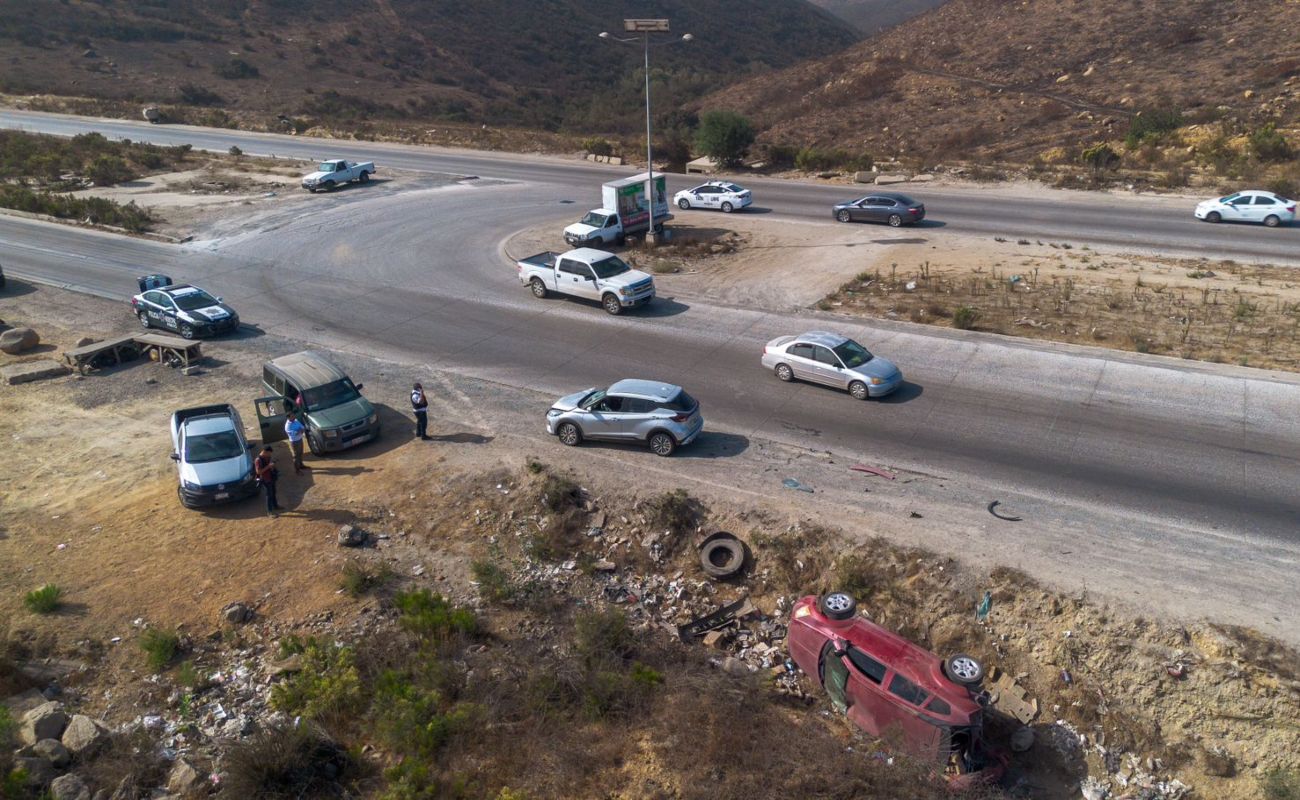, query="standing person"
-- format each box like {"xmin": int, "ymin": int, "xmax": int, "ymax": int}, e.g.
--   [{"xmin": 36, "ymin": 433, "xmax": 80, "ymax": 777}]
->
[
  {"xmin": 411, "ymin": 382, "xmax": 429, "ymax": 440},
  {"xmin": 284, "ymin": 411, "xmax": 309, "ymax": 473},
  {"xmin": 253, "ymin": 446, "xmax": 280, "ymax": 515}
]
